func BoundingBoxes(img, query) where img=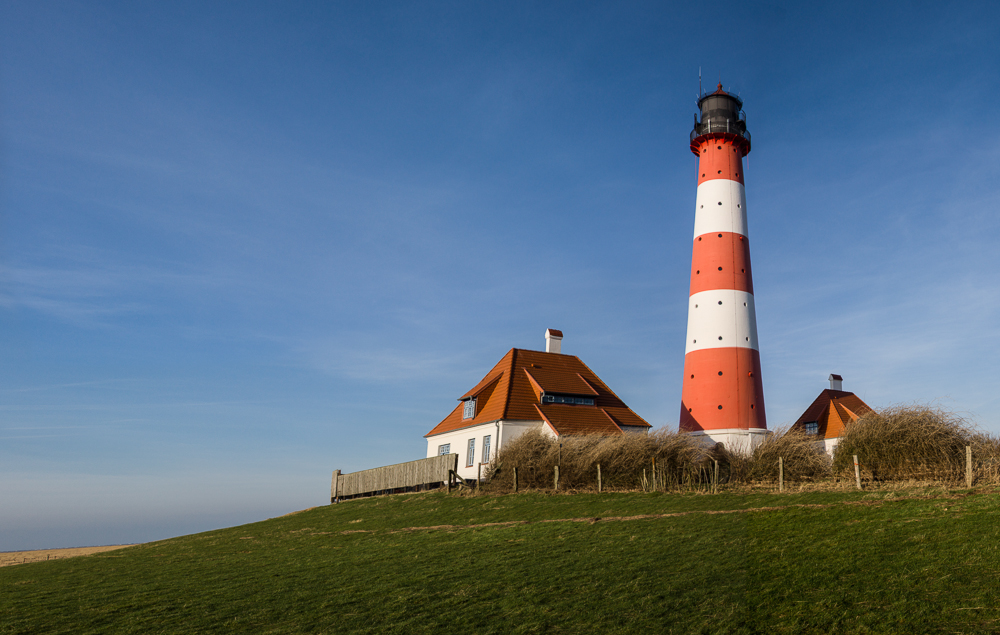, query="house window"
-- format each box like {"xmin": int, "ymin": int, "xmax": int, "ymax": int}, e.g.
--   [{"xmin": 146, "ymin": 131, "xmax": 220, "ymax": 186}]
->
[
  {"xmin": 466, "ymin": 438, "xmax": 475, "ymax": 467},
  {"xmin": 463, "ymin": 398, "xmax": 476, "ymax": 420},
  {"xmin": 542, "ymin": 394, "xmax": 595, "ymax": 406},
  {"xmin": 804, "ymin": 422, "xmax": 818, "ymax": 435},
  {"xmin": 438, "ymin": 444, "xmax": 451, "ymax": 455},
  {"xmin": 482, "ymin": 435, "xmax": 491, "ymax": 463}
]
